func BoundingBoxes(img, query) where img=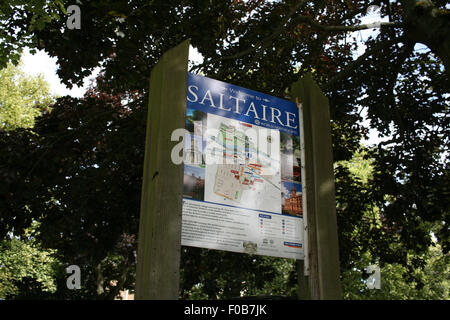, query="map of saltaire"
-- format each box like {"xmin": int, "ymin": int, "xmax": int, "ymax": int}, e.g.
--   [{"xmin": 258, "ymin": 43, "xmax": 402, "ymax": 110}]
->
[{"xmin": 204, "ymin": 114, "xmax": 282, "ymax": 213}]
